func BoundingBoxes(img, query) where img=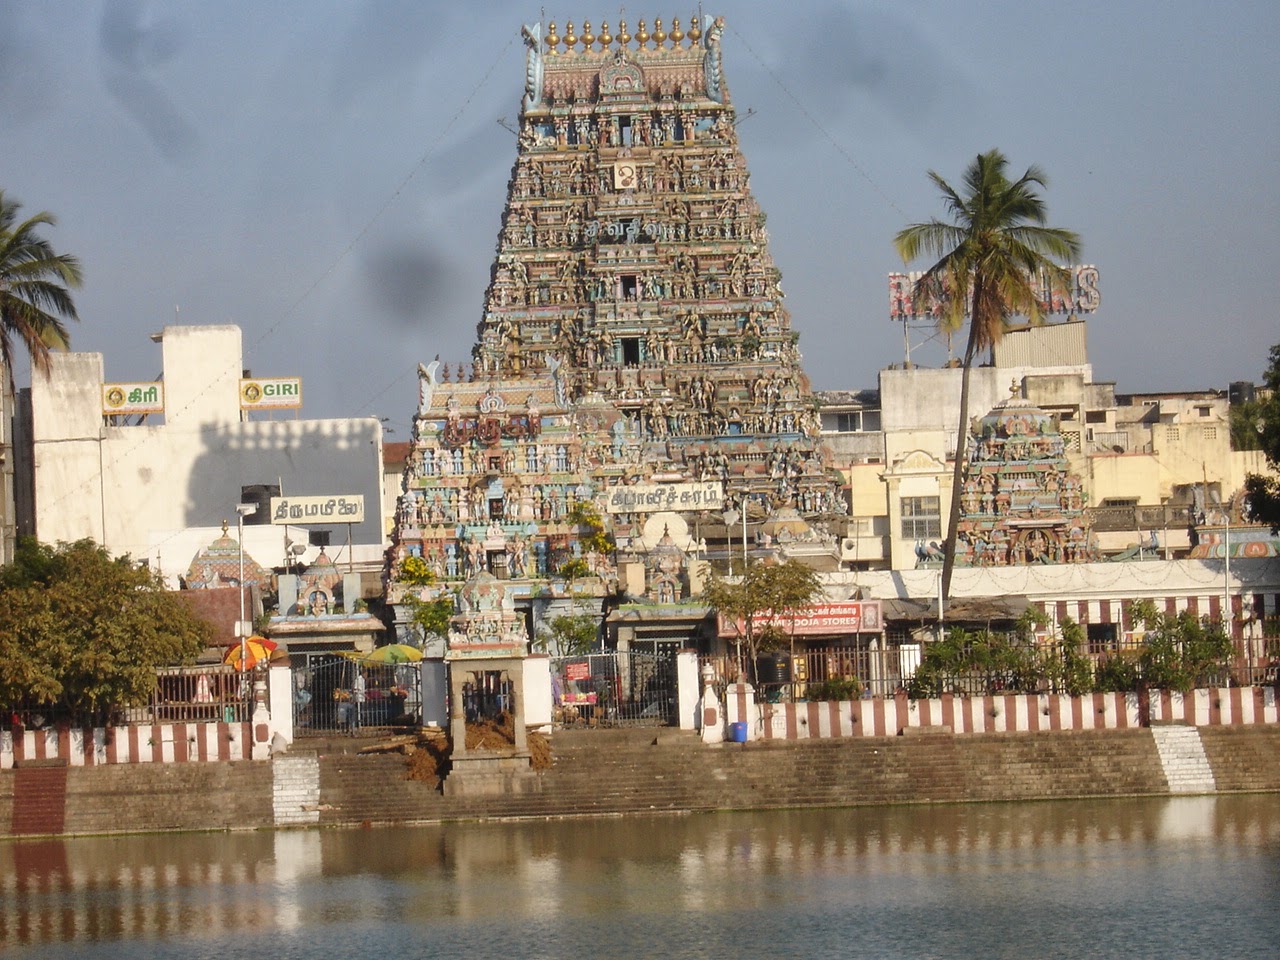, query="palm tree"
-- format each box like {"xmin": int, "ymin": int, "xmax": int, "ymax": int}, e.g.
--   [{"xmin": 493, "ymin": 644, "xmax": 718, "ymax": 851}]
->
[
  {"xmin": 0, "ymin": 190, "xmax": 82, "ymax": 379},
  {"xmin": 894, "ymin": 150, "xmax": 1080, "ymax": 602}
]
